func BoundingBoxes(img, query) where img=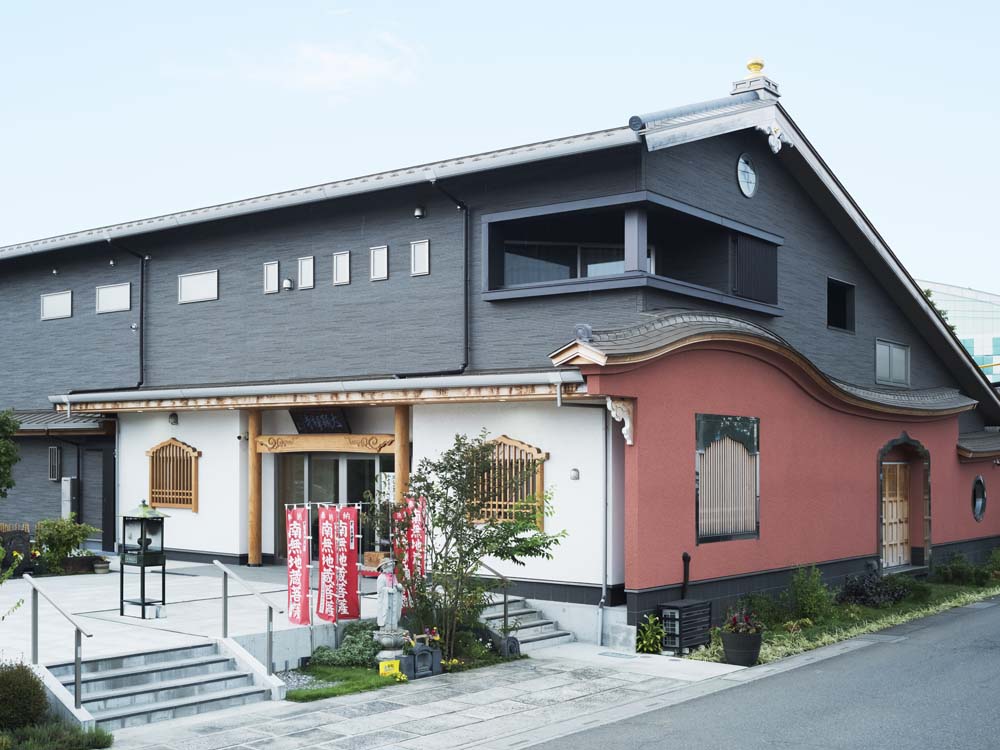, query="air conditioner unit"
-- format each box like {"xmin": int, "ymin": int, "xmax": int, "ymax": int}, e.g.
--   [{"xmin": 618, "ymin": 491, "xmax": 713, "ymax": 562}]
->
[{"xmin": 659, "ymin": 599, "xmax": 712, "ymax": 654}]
